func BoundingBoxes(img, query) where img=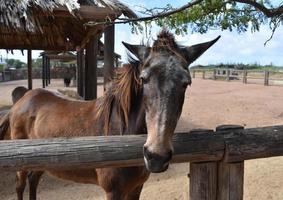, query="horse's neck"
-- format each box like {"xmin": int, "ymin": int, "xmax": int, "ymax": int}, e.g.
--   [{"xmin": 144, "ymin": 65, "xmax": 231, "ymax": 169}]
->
[
  {"xmin": 125, "ymin": 93, "xmax": 146, "ymax": 135},
  {"xmin": 109, "ymin": 92, "xmax": 146, "ymax": 136}
]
